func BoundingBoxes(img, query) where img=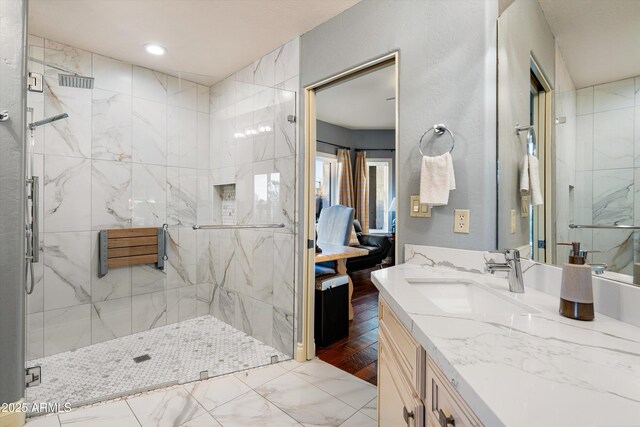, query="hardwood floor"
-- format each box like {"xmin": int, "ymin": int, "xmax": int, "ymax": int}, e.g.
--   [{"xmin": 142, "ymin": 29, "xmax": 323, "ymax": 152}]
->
[{"xmin": 317, "ymin": 266, "xmax": 381, "ymax": 386}]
